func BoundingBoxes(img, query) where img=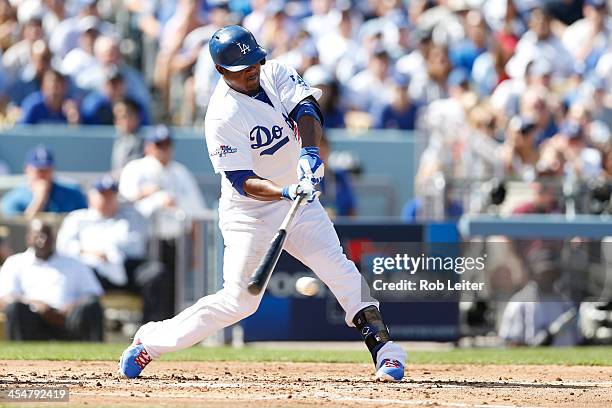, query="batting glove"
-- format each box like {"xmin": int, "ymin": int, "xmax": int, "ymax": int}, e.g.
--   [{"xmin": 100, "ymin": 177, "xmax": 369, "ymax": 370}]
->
[
  {"xmin": 297, "ymin": 147, "xmax": 324, "ymax": 186},
  {"xmin": 282, "ymin": 179, "xmax": 320, "ymax": 204}
]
